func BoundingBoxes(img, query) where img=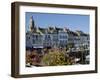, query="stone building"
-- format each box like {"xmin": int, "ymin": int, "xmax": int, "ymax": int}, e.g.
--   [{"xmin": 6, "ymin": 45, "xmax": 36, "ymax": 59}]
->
[{"xmin": 26, "ymin": 16, "xmax": 90, "ymax": 50}]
